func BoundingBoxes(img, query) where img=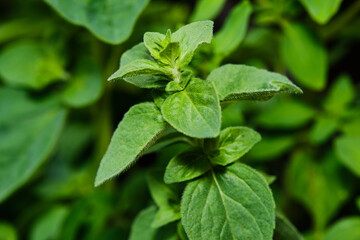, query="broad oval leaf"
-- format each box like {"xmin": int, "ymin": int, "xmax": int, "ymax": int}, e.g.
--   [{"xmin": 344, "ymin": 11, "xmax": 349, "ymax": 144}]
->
[
  {"xmin": 323, "ymin": 217, "xmax": 360, "ymax": 240},
  {"xmin": 209, "ymin": 126, "xmax": 261, "ymax": 166},
  {"xmin": 207, "ymin": 64, "xmax": 302, "ymax": 102},
  {"xmin": 61, "ymin": 58, "xmax": 103, "ymax": 108},
  {"xmin": 164, "ymin": 150, "xmax": 211, "ymax": 184},
  {"xmin": 0, "ymin": 41, "xmax": 65, "ymax": 90},
  {"xmin": 0, "ymin": 88, "xmax": 66, "ymax": 202},
  {"xmin": 44, "ymin": 0, "xmax": 149, "ymax": 44},
  {"xmin": 161, "ymin": 78, "xmax": 221, "ymax": 138},
  {"xmin": 95, "ymin": 102, "xmax": 168, "ymax": 186},
  {"xmin": 299, "ymin": 0, "xmax": 343, "ymax": 24},
  {"xmin": 280, "ymin": 22, "xmax": 328, "ymax": 90},
  {"xmin": 334, "ymin": 135, "xmax": 360, "ymax": 177},
  {"xmin": 190, "ymin": 0, "xmax": 226, "ymax": 22},
  {"xmin": 213, "ymin": 1, "xmax": 252, "ymax": 57},
  {"xmin": 172, "ymin": 21, "xmax": 213, "ymax": 67},
  {"xmin": 181, "ymin": 163, "xmax": 275, "ymax": 240}
]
